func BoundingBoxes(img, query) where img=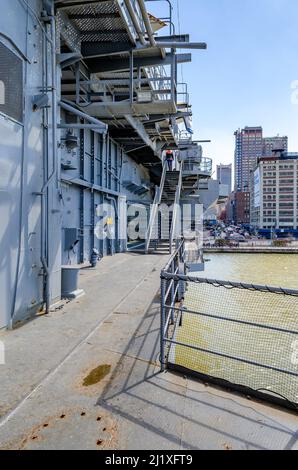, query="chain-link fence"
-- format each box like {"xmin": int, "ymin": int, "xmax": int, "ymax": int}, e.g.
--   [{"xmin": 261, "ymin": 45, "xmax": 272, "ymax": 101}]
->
[{"xmin": 161, "ymin": 242, "xmax": 298, "ymax": 409}]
